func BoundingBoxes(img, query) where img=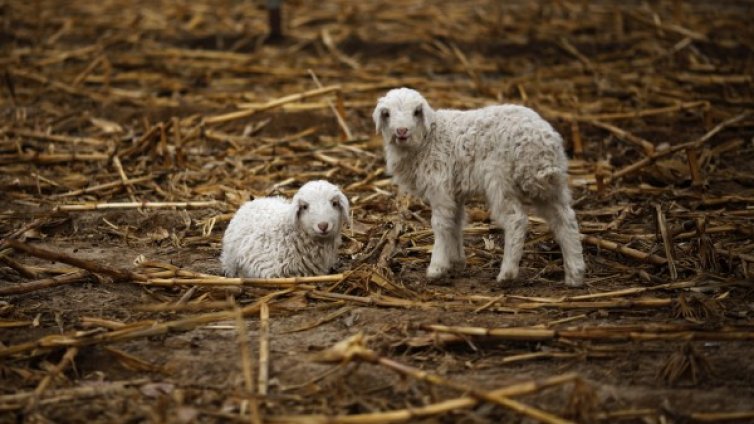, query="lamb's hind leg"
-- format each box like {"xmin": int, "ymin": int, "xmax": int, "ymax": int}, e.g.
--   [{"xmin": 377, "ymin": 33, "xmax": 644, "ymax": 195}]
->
[
  {"xmin": 427, "ymin": 201, "xmax": 459, "ymax": 281},
  {"xmin": 488, "ymin": 192, "xmax": 528, "ymax": 283},
  {"xmin": 534, "ymin": 198, "xmax": 585, "ymax": 287}
]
